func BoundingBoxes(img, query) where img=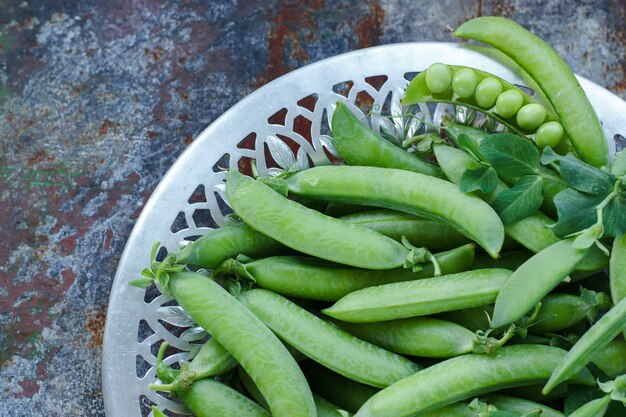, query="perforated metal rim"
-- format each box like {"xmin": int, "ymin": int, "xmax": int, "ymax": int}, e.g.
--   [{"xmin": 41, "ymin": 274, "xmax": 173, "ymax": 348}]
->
[{"xmin": 102, "ymin": 42, "xmax": 626, "ymax": 417}]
